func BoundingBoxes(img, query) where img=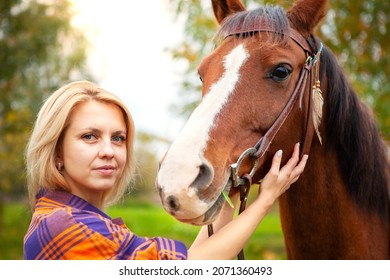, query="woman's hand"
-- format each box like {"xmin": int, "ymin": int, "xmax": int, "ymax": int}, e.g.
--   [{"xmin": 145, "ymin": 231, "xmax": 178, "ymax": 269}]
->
[{"xmin": 257, "ymin": 142, "xmax": 308, "ymax": 206}]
